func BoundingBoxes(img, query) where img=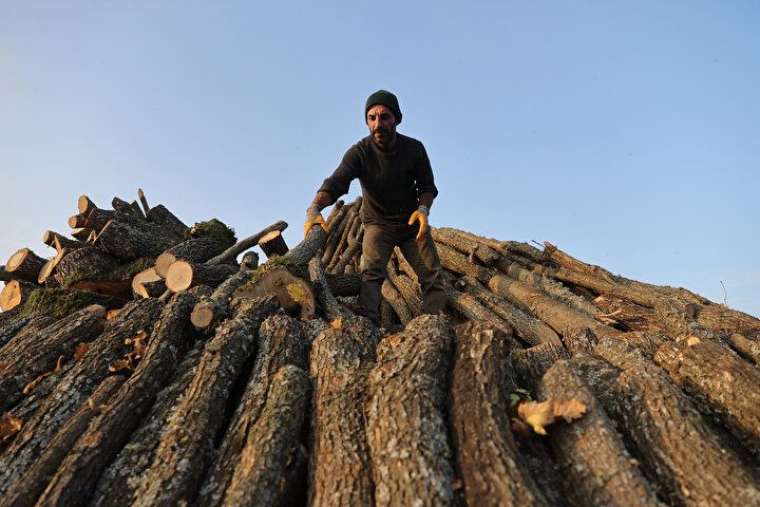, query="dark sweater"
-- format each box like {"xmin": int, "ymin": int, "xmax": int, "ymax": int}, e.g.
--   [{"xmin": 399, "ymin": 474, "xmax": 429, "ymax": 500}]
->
[{"xmin": 319, "ymin": 133, "xmax": 438, "ymax": 225}]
